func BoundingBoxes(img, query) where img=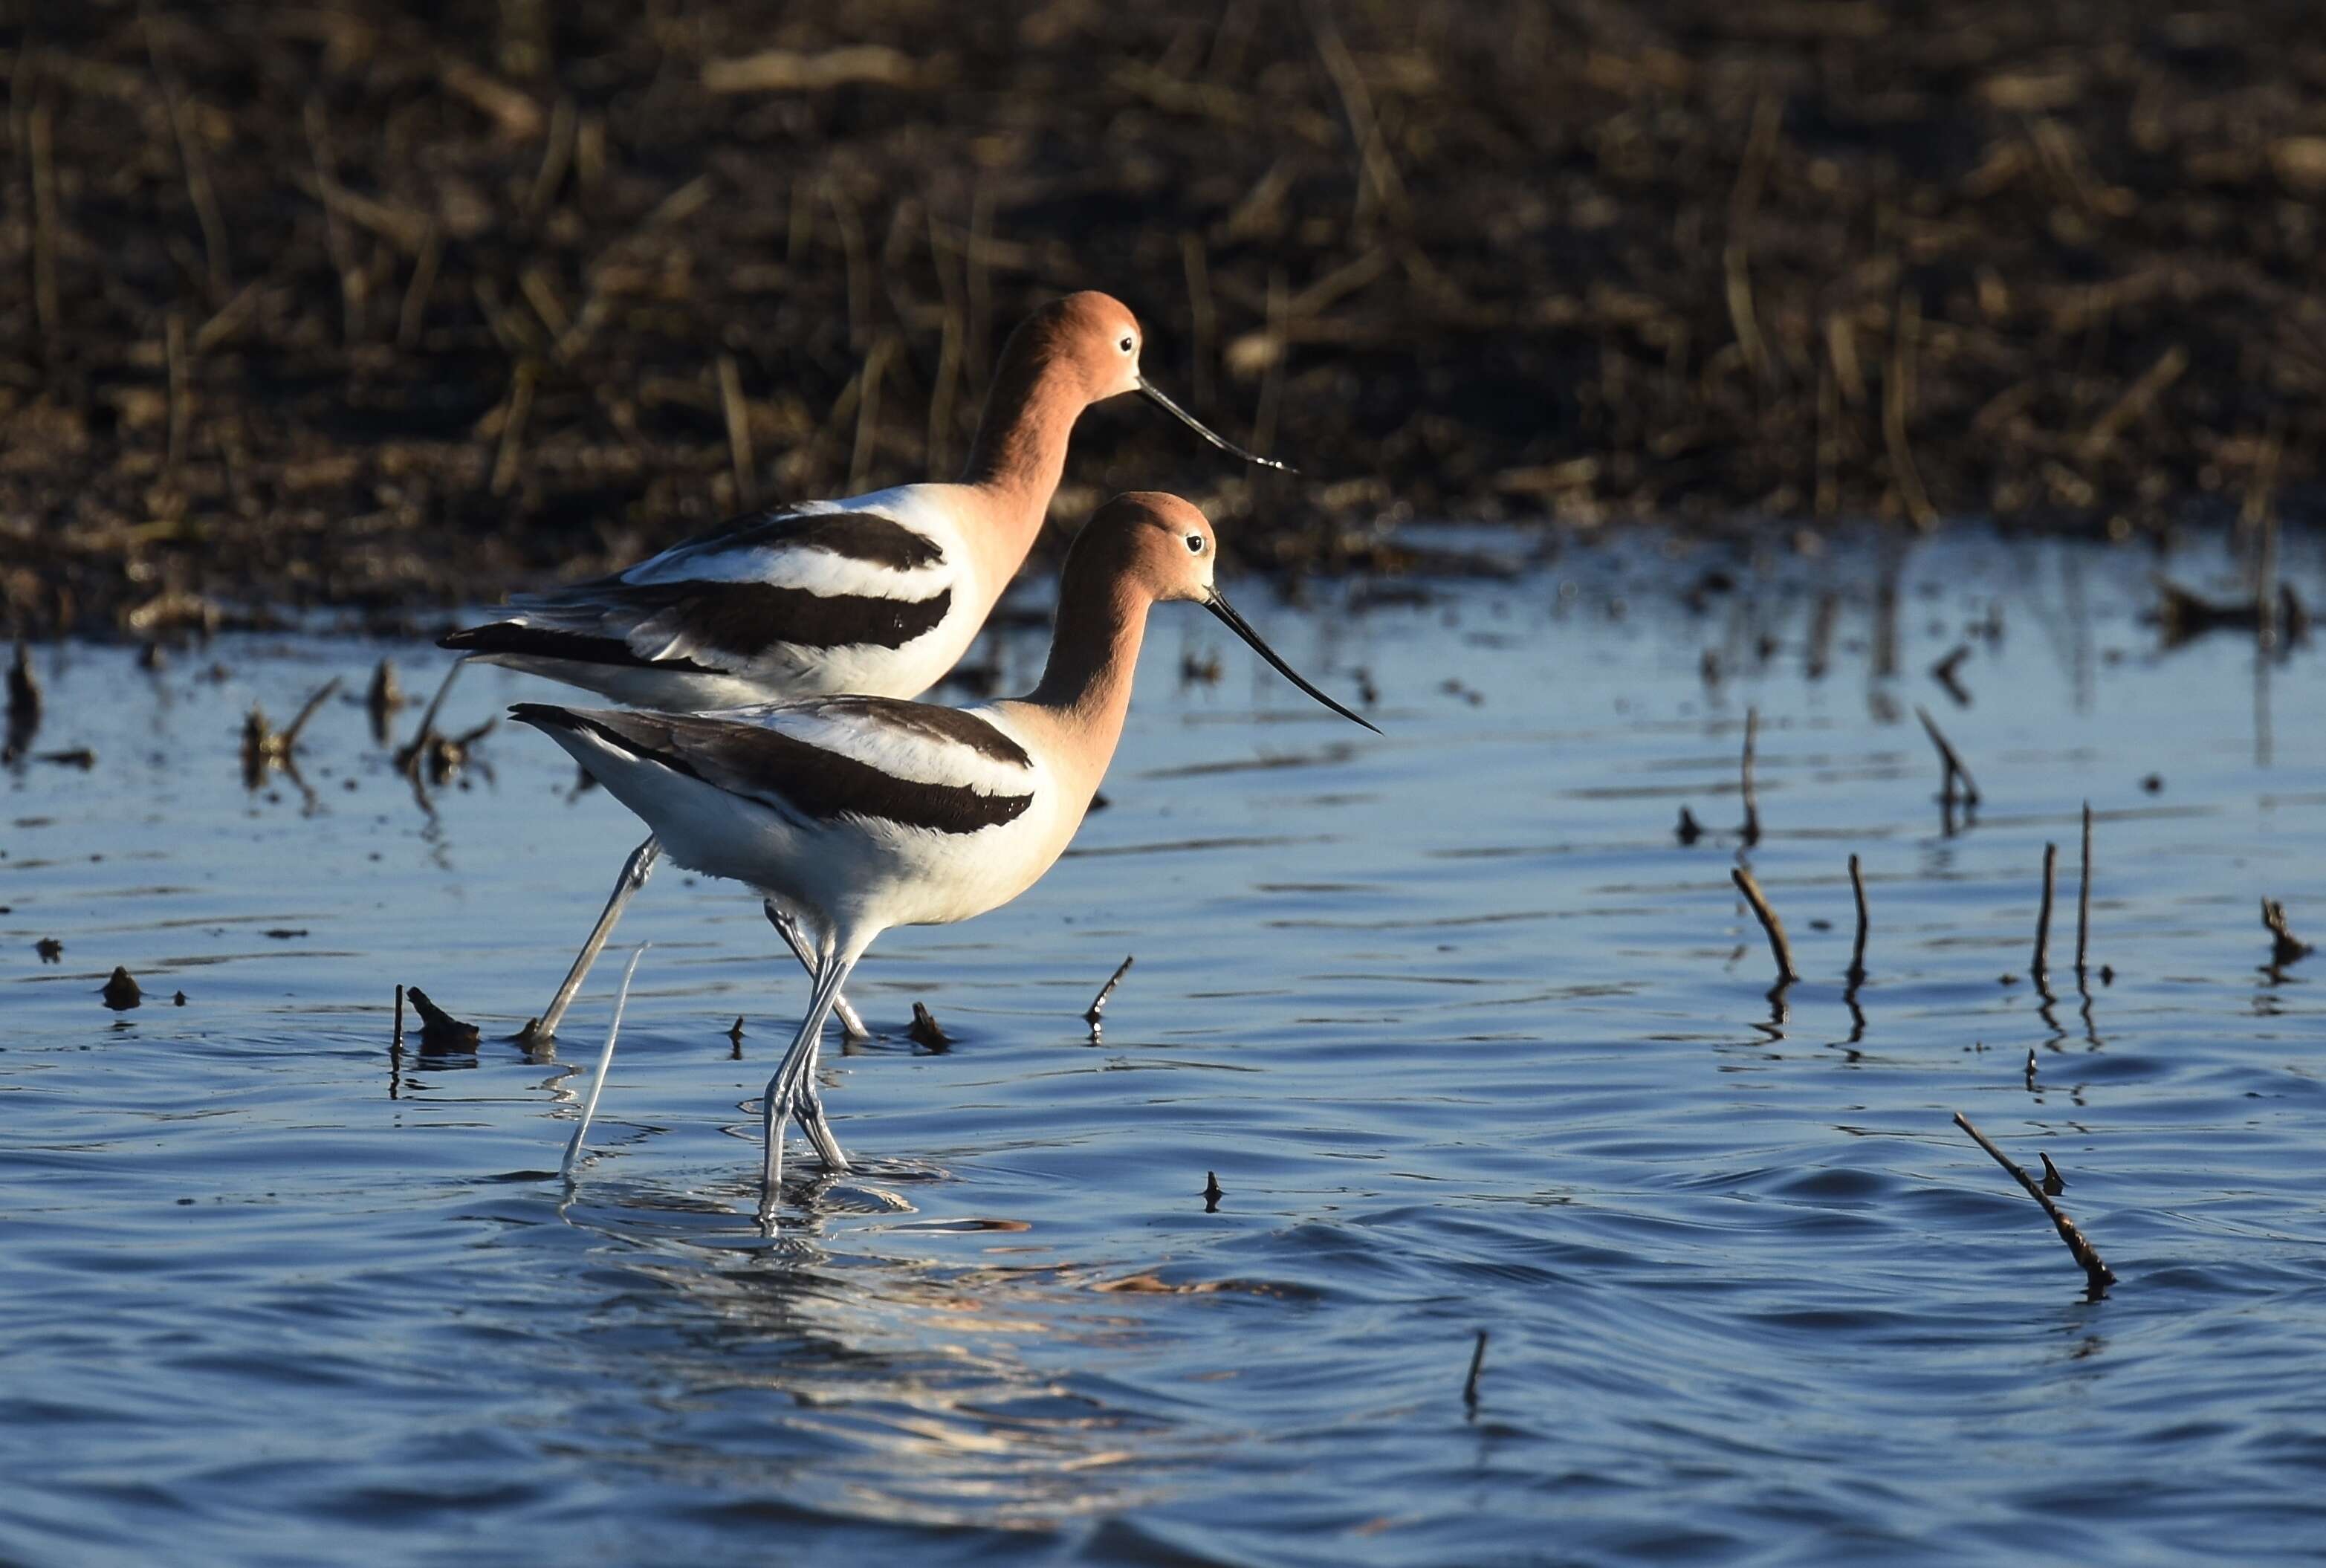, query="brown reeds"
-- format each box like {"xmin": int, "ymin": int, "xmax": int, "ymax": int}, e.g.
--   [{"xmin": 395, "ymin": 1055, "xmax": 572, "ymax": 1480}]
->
[{"xmin": 9, "ymin": 5, "xmax": 2326, "ymax": 627}]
